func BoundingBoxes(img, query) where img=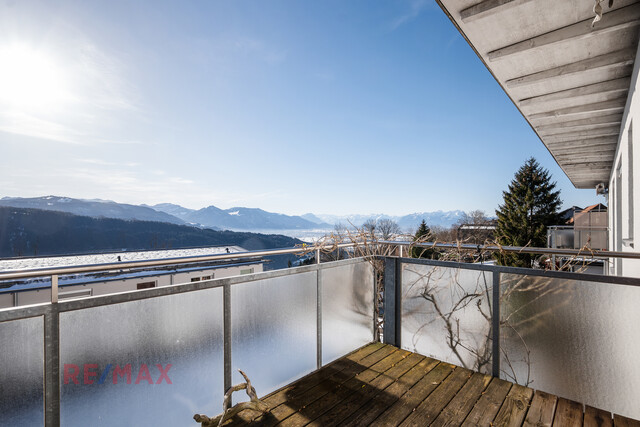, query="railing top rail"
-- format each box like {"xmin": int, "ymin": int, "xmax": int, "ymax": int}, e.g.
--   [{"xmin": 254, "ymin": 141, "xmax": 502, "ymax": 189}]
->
[
  {"xmin": 379, "ymin": 240, "xmax": 640, "ymax": 260},
  {"xmin": 0, "ymin": 256, "xmax": 367, "ymax": 322},
  {"xmin": 547, "ymin": 225, "xmax": 608, "ymax": 230},
  {"xmin": 0, "ymin": 243, "xmax": 355, "ymax": 281},
  {"xmin": 1, "ymin": 238, "xmax": 639, "ymax": 281}
]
